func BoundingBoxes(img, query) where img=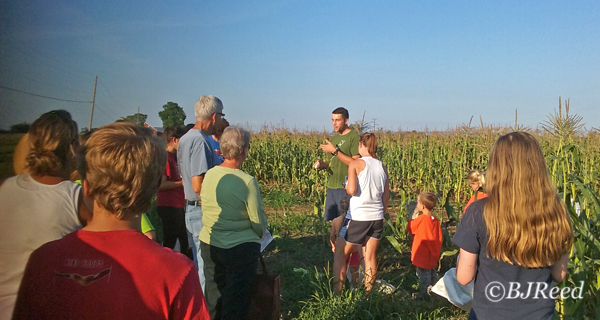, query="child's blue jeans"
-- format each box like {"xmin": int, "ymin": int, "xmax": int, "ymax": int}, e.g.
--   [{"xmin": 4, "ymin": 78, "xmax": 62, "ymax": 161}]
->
[{"xmin": 416, "ymin": 267, "xmax": 437, "ymax": 294}]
